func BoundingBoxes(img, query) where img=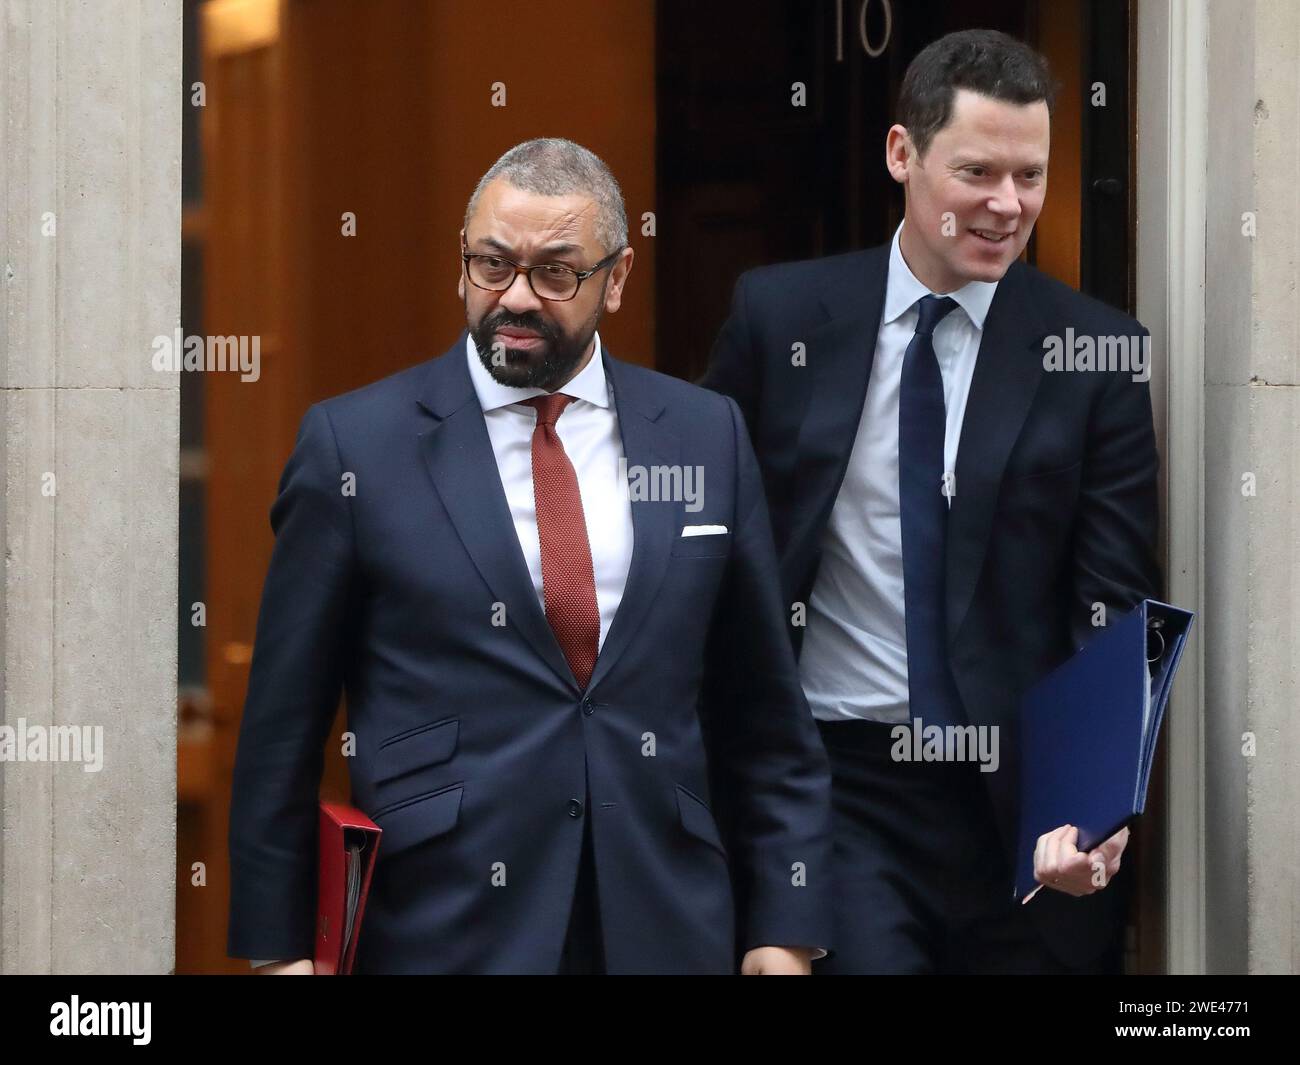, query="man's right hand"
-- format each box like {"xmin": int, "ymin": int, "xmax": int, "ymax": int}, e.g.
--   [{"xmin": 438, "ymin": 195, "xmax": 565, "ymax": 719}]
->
[{"xmin": 255, "ymin": 958, "xmax": 315, "ymax": 975}]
